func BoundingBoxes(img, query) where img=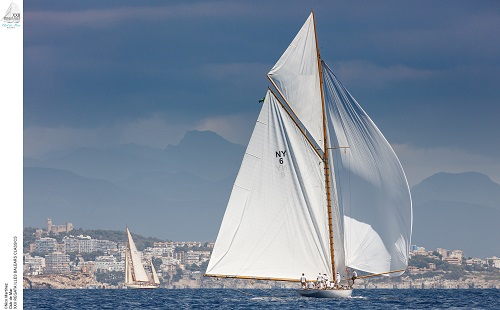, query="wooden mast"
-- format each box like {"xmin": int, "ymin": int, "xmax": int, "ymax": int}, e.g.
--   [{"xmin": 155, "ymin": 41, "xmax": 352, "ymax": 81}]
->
[{"xmin": 312, "ymin": 10, "xmax": 336, "ymax": 279}]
